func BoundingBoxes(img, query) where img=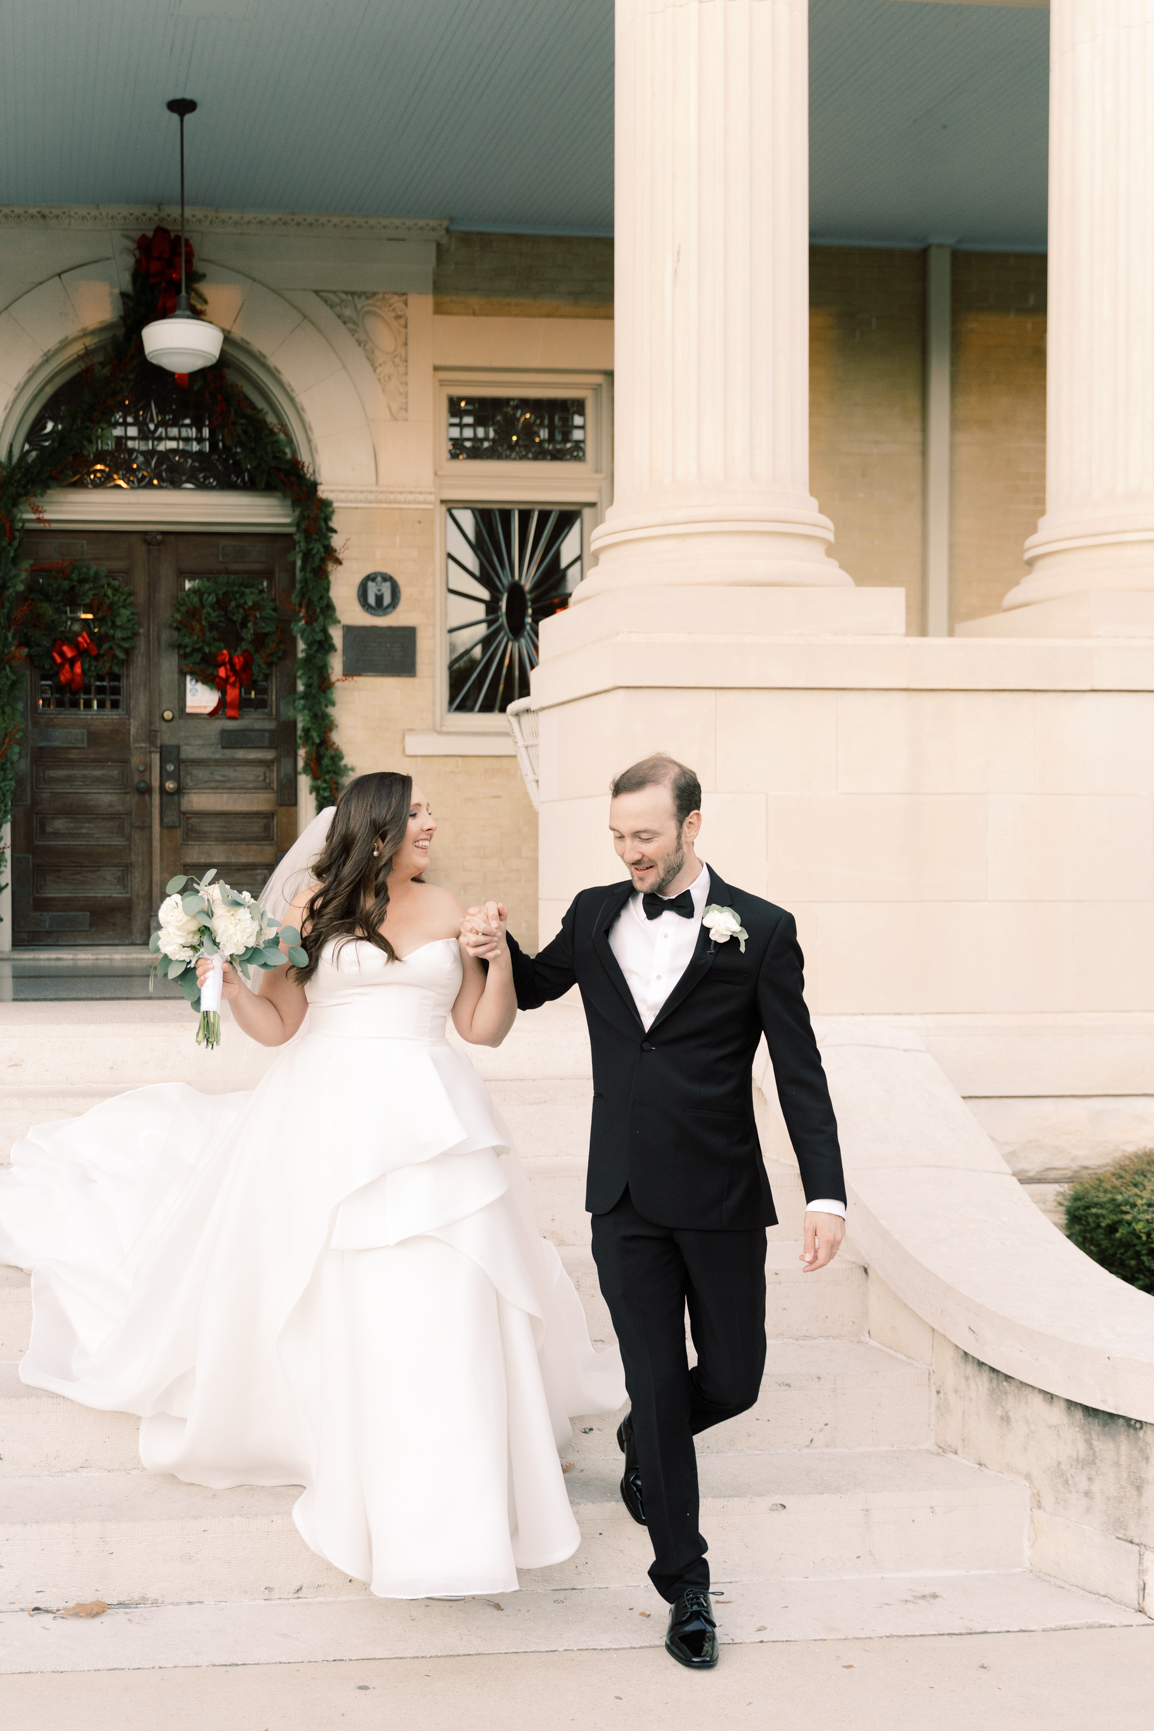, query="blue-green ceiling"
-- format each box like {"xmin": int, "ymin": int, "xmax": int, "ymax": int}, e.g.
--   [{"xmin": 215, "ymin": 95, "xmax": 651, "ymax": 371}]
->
[{"xmin": 0, "ymin": 0, "xmax": 1048, "ymax": 248}]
